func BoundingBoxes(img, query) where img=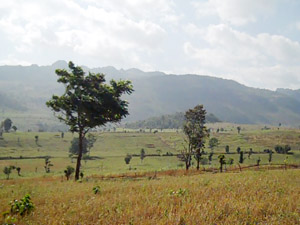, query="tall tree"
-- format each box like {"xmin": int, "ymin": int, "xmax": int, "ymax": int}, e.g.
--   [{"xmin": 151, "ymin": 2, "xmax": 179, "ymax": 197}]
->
[
  {"xmin": 182, "ymin": 105, "xmax": 209, "ymax": 170},
  {"xmin": 46, "ymin": 61, "xmax": 133, "ymax": 180}
]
